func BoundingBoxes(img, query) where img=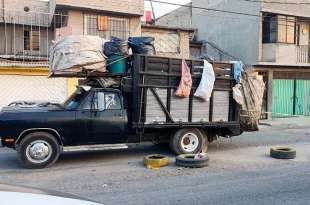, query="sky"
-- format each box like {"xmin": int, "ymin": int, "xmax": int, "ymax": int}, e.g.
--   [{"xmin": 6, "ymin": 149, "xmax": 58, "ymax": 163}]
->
[
  {"xmin": 41, "ymin": 0, "xmax": 191, "ymax": 18},
  {"xmin": 144, "ymin": 0, "xmax": 191, "ymax": 18}
]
